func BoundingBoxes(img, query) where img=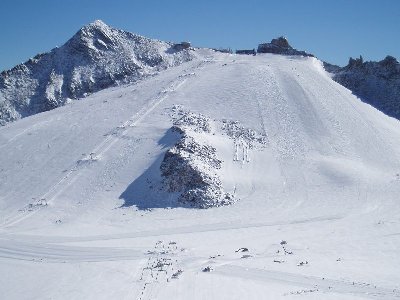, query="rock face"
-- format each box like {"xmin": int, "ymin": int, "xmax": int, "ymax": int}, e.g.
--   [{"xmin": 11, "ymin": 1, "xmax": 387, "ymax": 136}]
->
[
  {"xmin": 173, "ymin": 42, "xmax": 191, "ymax": 51},
  {"xmin": 257, "ymin": 36, "xmax": 314, "ymax": 57},
  {"xmin": 0, "ymin": 20, "xmax": 194, "ymax": 125},
  {"xmin": 160, "ymin": 111, "xmax": 235, "ymax": 209},
  {"xmin": 331, "ymin": 55, "xmax": 400, "ymax": 120},
  {"xmin": 236, "ymin": 49, "xmax": 256, "ymax": 55},
  {"xmin": 160, "ymin": 130, "xmax": 234, "ymax": 209},
  {"xmin": 271, "ymin": 37, "xmax": 291, "ymax": 49}
]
